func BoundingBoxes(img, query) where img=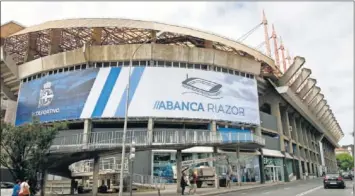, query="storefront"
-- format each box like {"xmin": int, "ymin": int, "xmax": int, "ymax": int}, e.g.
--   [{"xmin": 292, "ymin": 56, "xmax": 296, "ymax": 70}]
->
[{"xmin": 151, "ymin": 149, "xmax": 260, "ymax": 183}]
